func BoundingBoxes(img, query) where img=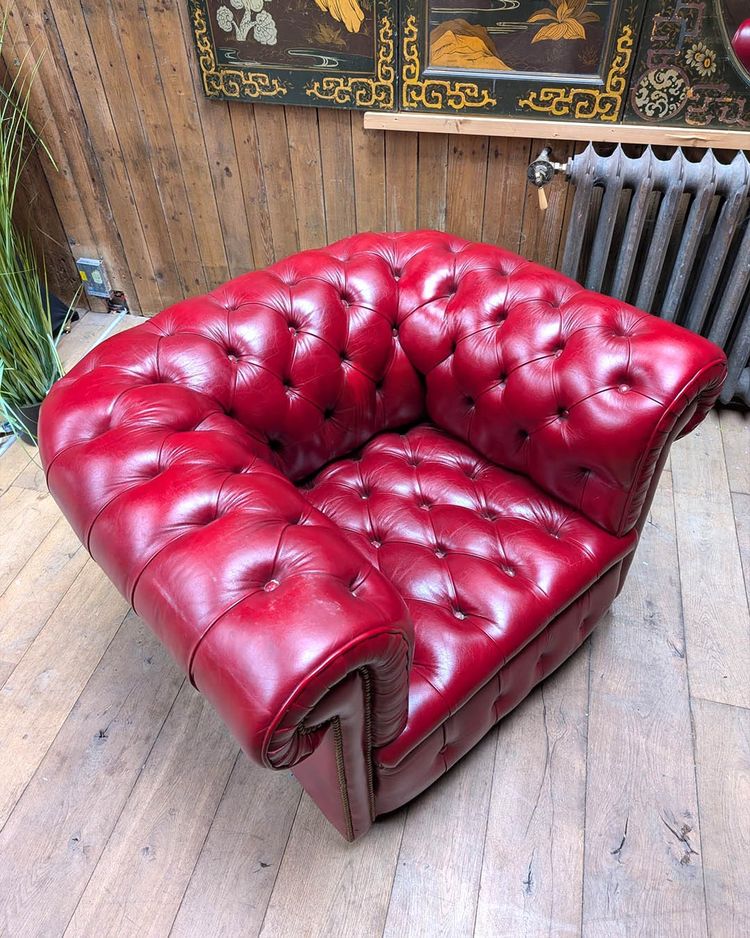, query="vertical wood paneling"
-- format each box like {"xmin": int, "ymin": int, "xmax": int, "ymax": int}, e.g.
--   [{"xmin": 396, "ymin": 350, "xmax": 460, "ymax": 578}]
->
[
  {"xmin": 319, "ymin": 109, "xmax": 357, "ymax": 243},
  {"xmin": 110, "ymin": 0, "xmax": 206, "ymax": 296},
  {"xmin": 146, "ymin": 0, "xmax": 230, "ymax": 289},
  {"xmin": 285, "ymin": 107, "xmax": 327, "ymax": 251},
  {"xmin": 15, "ymin": 146, "xmax": 83, "ymax": 305},
  {"xmin": 385, "ymin": 130, "xmax": 418, "ymax": 230},
  {"xmin": 47, "ymin": 0, "xmax": 160, "ymax": 311},
  {"xmin": 10, "ymin": 1, "xmax": 575, "ymax": 314},
  {"xmin": 417, "ymin": 133, "xmax": 448, "ymax": 231},
  {"xmin": 8, "ymin": 1, "xmax": 132, "ymax": 303},
  {"xmin": 351, "ymin": 113, "xmax": 386, "ymax": 232},
  {"xmin": 482, "ymin": 138, "xmax": 532, "ymax": 254},
  {"xmin": 229, "ymin": 104, "xmax": 274, "ymax": 271},
  {"xmin": 446, "ymin": 134, "xmax": 489, "ymax": 241},
  {"xmin": 75, "ymin": 0, "xmax": 184, "ymax": 306},
  {"xmin": 253, "ymin": 106, "xmax": 299, "ymax": 260}
]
